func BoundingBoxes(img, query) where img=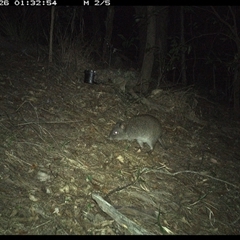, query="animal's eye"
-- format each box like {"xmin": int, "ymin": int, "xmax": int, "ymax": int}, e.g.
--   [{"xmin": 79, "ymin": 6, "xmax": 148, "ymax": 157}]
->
[{"xmin": 113, "ymin": 131, "xmax": 118, "ymax": 135}]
